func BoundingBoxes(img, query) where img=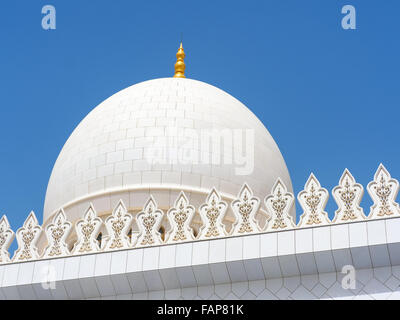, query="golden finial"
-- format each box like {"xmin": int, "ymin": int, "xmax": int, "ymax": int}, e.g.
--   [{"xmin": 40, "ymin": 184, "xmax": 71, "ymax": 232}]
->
[{"xmin": 174, "ymin": 42, "xmax": 186, "ymax": 78}]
